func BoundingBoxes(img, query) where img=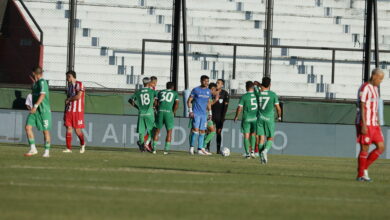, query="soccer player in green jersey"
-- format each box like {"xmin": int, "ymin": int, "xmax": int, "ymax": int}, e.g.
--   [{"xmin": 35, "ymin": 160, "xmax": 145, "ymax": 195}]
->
[
  {"xmin": 255, "ymin": 77, "xmax": 282, "ymax": 164},
  {"xmin": 234, "ymin": 81, "xmax": 258, "ymax": 159},
  {"xmin": 24, "ymin": 67, "xmax": 52, "ymax": 158},
  {"xmin": 129, "ymin": 77, "xmax": 158, "ymax": 152},
  {"xmin": 152, "ymin": 82, "xmax": 179, "ymax": 154},
  {"xmin": 203, "ymin": 83, "xmax": 218, "ymax": 150}
]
